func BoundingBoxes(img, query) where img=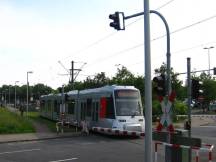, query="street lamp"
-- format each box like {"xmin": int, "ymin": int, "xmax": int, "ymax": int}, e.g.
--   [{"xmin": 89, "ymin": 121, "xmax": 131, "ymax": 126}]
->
[
  {"xmin": 8, "ymin": 85, "xmax": 11, "ymax": 106},
  {"xmin": 203, "ymin": 46, "xmax": 214, "ymax": 75},
  {"xmin": 4, "ymin": 89, "xmax": 8, "ymax": 107},
  {"xmin": 27, "ymin": 71, "xmax": 33, "ymax": 117},
  {"xmin": 15, "ymin": 81, "xmax": 19, "ymax": 109}
]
